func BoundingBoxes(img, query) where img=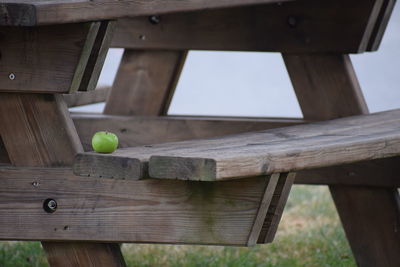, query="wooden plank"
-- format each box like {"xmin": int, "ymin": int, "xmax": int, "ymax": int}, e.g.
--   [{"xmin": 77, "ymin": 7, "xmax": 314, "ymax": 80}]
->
[
  {"xmin": 0, "ymin": 166, "xmax": 277, "ymax": 246},
  {"xmin": 78, "ymin": 21, "xmax": 115, "ymax": 91},
  {"xmin": 0, "ymin": 23, "xmax": 100, "ymax": 93},
  {"xmin": 112, "ymin": 0, "xmax": 384, "ymax": 53},
  {"xmin": 367, "ymin": 0, "xmax": 397, "ymax": 51},
  {"xmin": 0, "ymin": 93, "xmax": 126, "ymax": 266},
  {"xmin": 147, "ymin": 112, "xmax": 400, "ymax": 180},
  {"xmin": 42, "ymin": 243, "xmax": 126, "ymax": 267},
  {"xmin": 64, "ymin": 87, "xmax": 110, "ymax": 107},
  {"xmin": 283, "ymin": 54, "xmax": 368, "ymax": 120},
  {"xmin": 73, "ymin": 109, "xmax": 400, "ymax": 181},
  {"xmin": 77, "ymin": 21, "xmax": 116, "ymax": 92},
  {"xmin": 295, "ymin": 157, "xmax": 400, "ymax": 187},
  {"xmin": 71, "ymin": 112, "xmax": 306, "ymax": 151},
  {"xmin": 247, "ymin": 173, "xmax": 280, "ymax": 246},
  {"xmin": 258, "ymin": 172, "xmax": 295, "ymax": 243},
  {"xmin": 284, "ymin": 53, "xmax": 400, "ymax": 267},
  {"xmin": 103, "ymin": 50, "xmax": 186, "ymax": 116},
  {"xmin": 0, "ymin": 0, "xmax": 291, "ymax": 26}
]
